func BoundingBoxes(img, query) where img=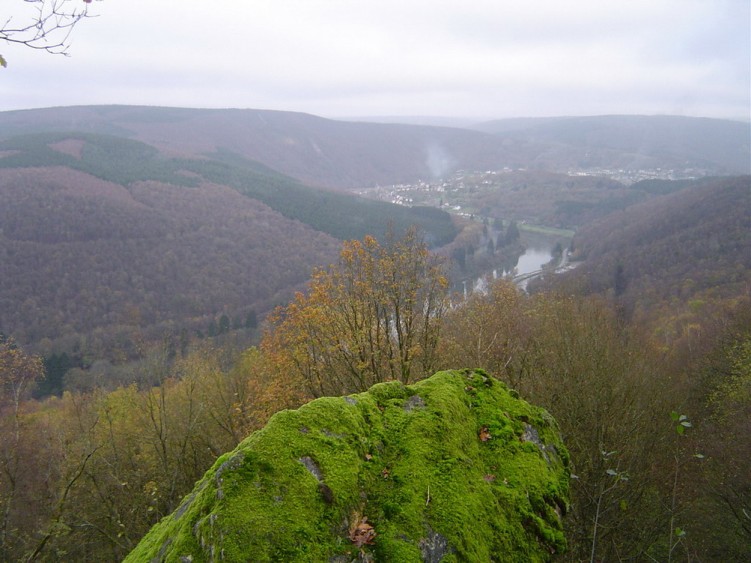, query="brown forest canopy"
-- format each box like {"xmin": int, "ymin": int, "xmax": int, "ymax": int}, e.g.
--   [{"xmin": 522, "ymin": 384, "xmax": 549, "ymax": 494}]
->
[
  {"xmin": 552, "ymin": 175, "xmax": 751, "ymax": 319},
  {"xmin": 0, "ymin": 130, "xmax": 458, "ymax": 358}
]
